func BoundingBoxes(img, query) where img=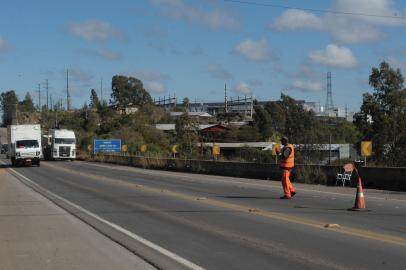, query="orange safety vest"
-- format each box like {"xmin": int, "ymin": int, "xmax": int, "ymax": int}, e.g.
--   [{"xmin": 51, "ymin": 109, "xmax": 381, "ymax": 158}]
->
[{"xmin": 280, "ymin": 144, "xmax": 295, "ymax": 169}]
